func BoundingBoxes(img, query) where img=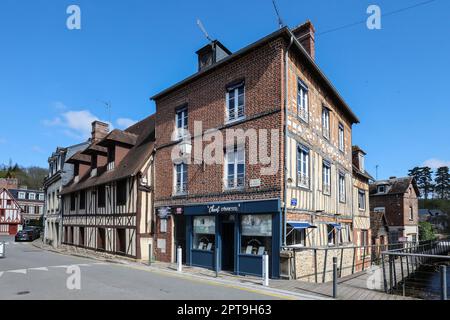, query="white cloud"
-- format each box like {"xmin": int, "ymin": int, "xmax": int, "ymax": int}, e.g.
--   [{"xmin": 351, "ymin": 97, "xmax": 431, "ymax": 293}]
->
[
  {"xmin": 422, "ymin": 158, "xmax": 450, "ymax": 169},
  {"xmin": 44, "ymin": 109, "xmax": 112, "ymax": 140},
  {"xmin": 116, "ymin": 118, "xmax": 137, "ymax": 129},
  {"xmin": 52, "ymin": 101, "xmax": 68, "ymax": 111}
]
